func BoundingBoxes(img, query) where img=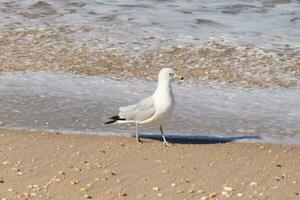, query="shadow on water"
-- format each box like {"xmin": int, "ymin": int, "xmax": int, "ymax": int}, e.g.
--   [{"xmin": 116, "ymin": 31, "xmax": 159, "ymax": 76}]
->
[{"xmin": 140, "ymin": 134, "xmax": 262, "ymax": 144}]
